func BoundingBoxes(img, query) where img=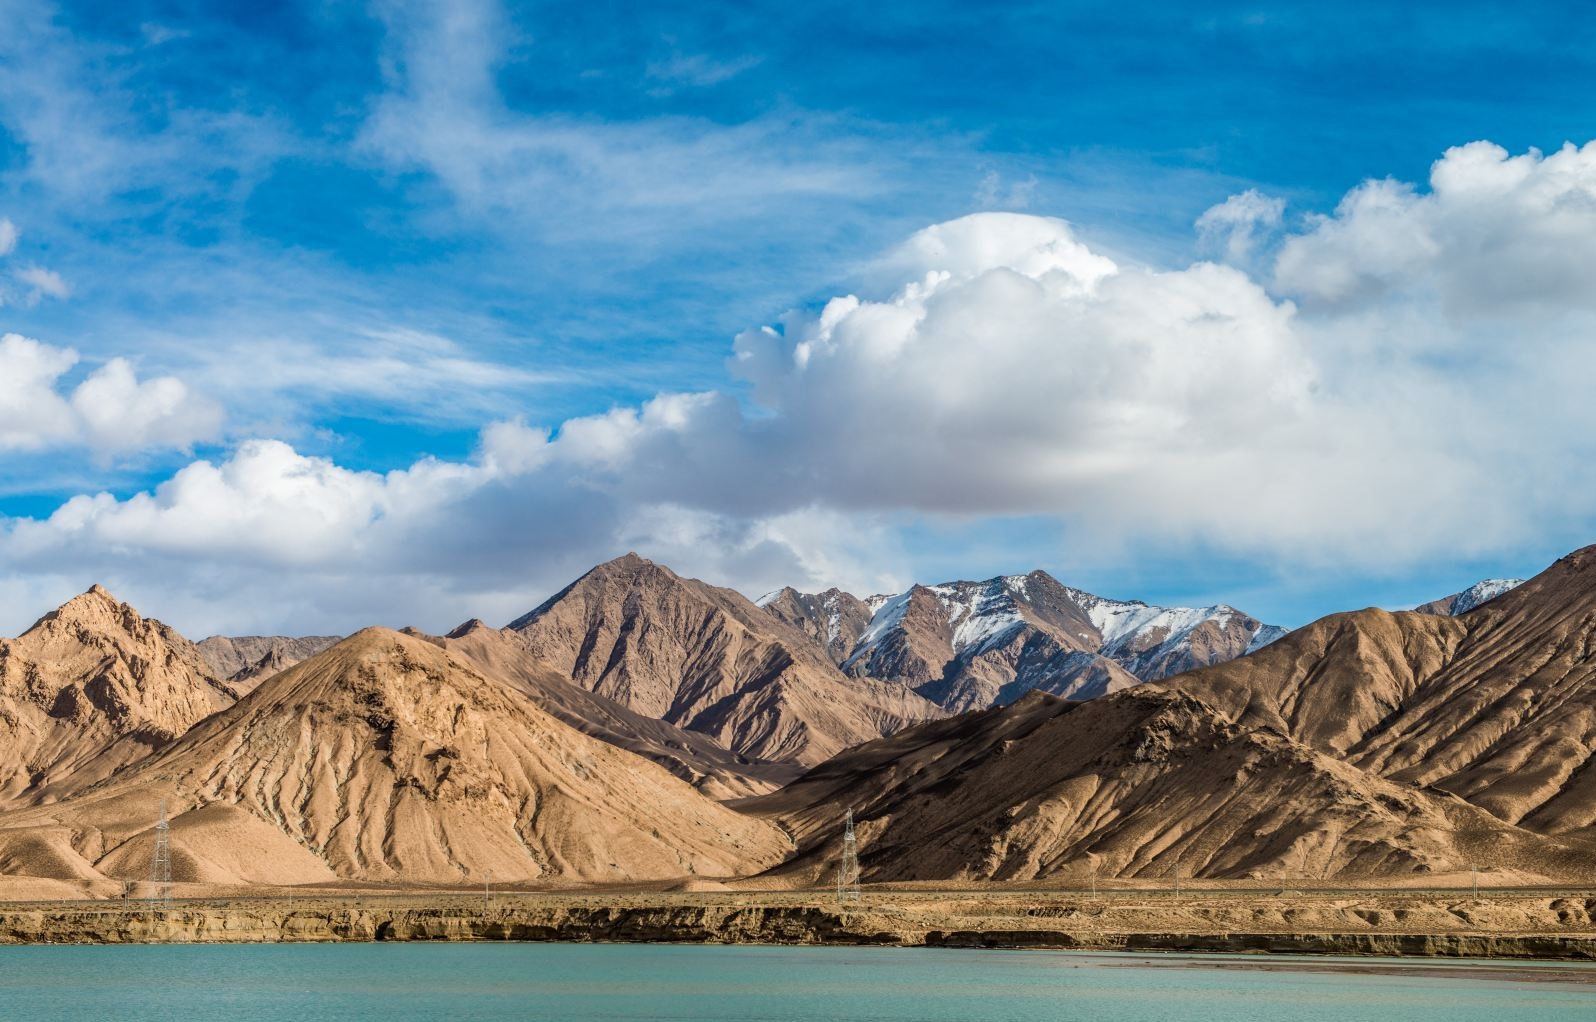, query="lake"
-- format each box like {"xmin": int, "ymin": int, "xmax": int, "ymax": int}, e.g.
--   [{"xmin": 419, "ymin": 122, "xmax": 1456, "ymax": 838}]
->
[{"xmin": 1, "ymin": 944, "xmax": 1593, "ymax": 1021}]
